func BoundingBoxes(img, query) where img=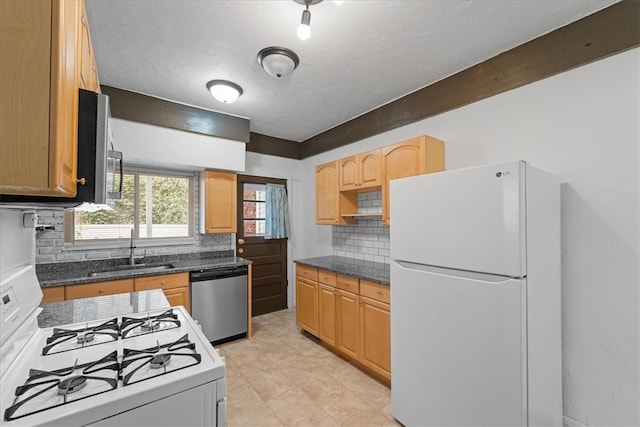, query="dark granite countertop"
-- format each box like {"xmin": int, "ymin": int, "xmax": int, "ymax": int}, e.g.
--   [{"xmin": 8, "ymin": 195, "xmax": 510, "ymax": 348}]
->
[
  {"xmin": 37, "ymin": 251, "xmax": 251, "ymax": 288},
  {"xmin": 294, "ymin": 256, "xmax": 390, "ymax": 285},
  {"xmin": 38, "ymin": 289, "xmax": 170, "ymax": 328}
]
